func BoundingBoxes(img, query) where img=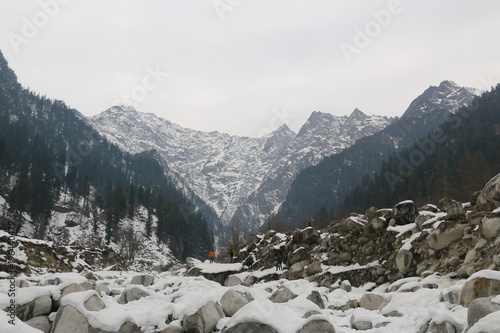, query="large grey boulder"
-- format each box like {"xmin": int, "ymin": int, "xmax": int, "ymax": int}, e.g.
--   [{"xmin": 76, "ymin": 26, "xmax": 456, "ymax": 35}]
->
[
  {"xmin": 130, "ymin": 274, "xmax": 155, "ymax": 287},
  {"xmin": 84, "ymin": 294, "xmax": 106, "ymax": 311},
  {"xmin": 118, "ymin": 287, "xmax": 150, "ymax": 304},
  {"xmin": 391, "ymin": 200, "xmax": 417, "ymax": 225},
  {"xmin": 16, "ymin": 295, "xmax": 53, "ymax": 321},
  {"xmin": 225, "ymin": 275, "xmax": 243, "ymax": 287},
  {"xmin": 270, "ymin": 286, "xmax": 297, "ymax": 303},
  {"xmin": 294, "ymin": 227, "xmax": 322, "ymax": 247},
  {"xmin": 396, "ymin": 248, "xmax": 414, "ymax": 274},
  {"xmin": 467, "ymin": 296, "xmax": 500, "ymax": 328},
  {"xmin": 426, "ymin": 224, "xmax": 468, "ymax": 250},
  {"xmin": 359, "ymin": 293, "xmax": 386, "ymax": 311},
  {"xmin": 426, "ymin": 320, "xmax": 462, "ymax": 333},
  {"xmin": 459, "ymin": 273, "xmax": 500, "ymax": 307},
  {"xmin": 183, "ymin": 301, "xmax": 224, "ymax": 333},
  {"xmin": 25, "ymin": 316, "xmax": 51, "ymax": 333},
  {"xmin": 221, "ymin": 322, "xmax": 278, "ymax": 333},
  {"xmin": 51, "ymin": 305, "xmax": 89, "ymax": 333},
  {"xmin": 220, "ymin": 289, "xmax": 254, "ymax": 317},
  {"xmin": 297, "ymin": 319, "xmax": 336, "ymax": 333},
  {"xmin": 307, "ymin": 291, "xmax": 325, "ymax": 309},
  {"xmin": 475, "ymin": 173, "xmax": 500, "ymax": 211},
  {"xmin": 481, "ymin": 216, "xmax": 500, "ymax": 240},
  {"xmin": 288, "ymin": 247, "xmax": 311, "ymax": 266},
  {"xmin": 289, "ymin": 260, "xmax": 309, "ymax": 280},
  {"xmin": 350, "ymin": 312, "xmax": 372, "ymax": 330}
]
